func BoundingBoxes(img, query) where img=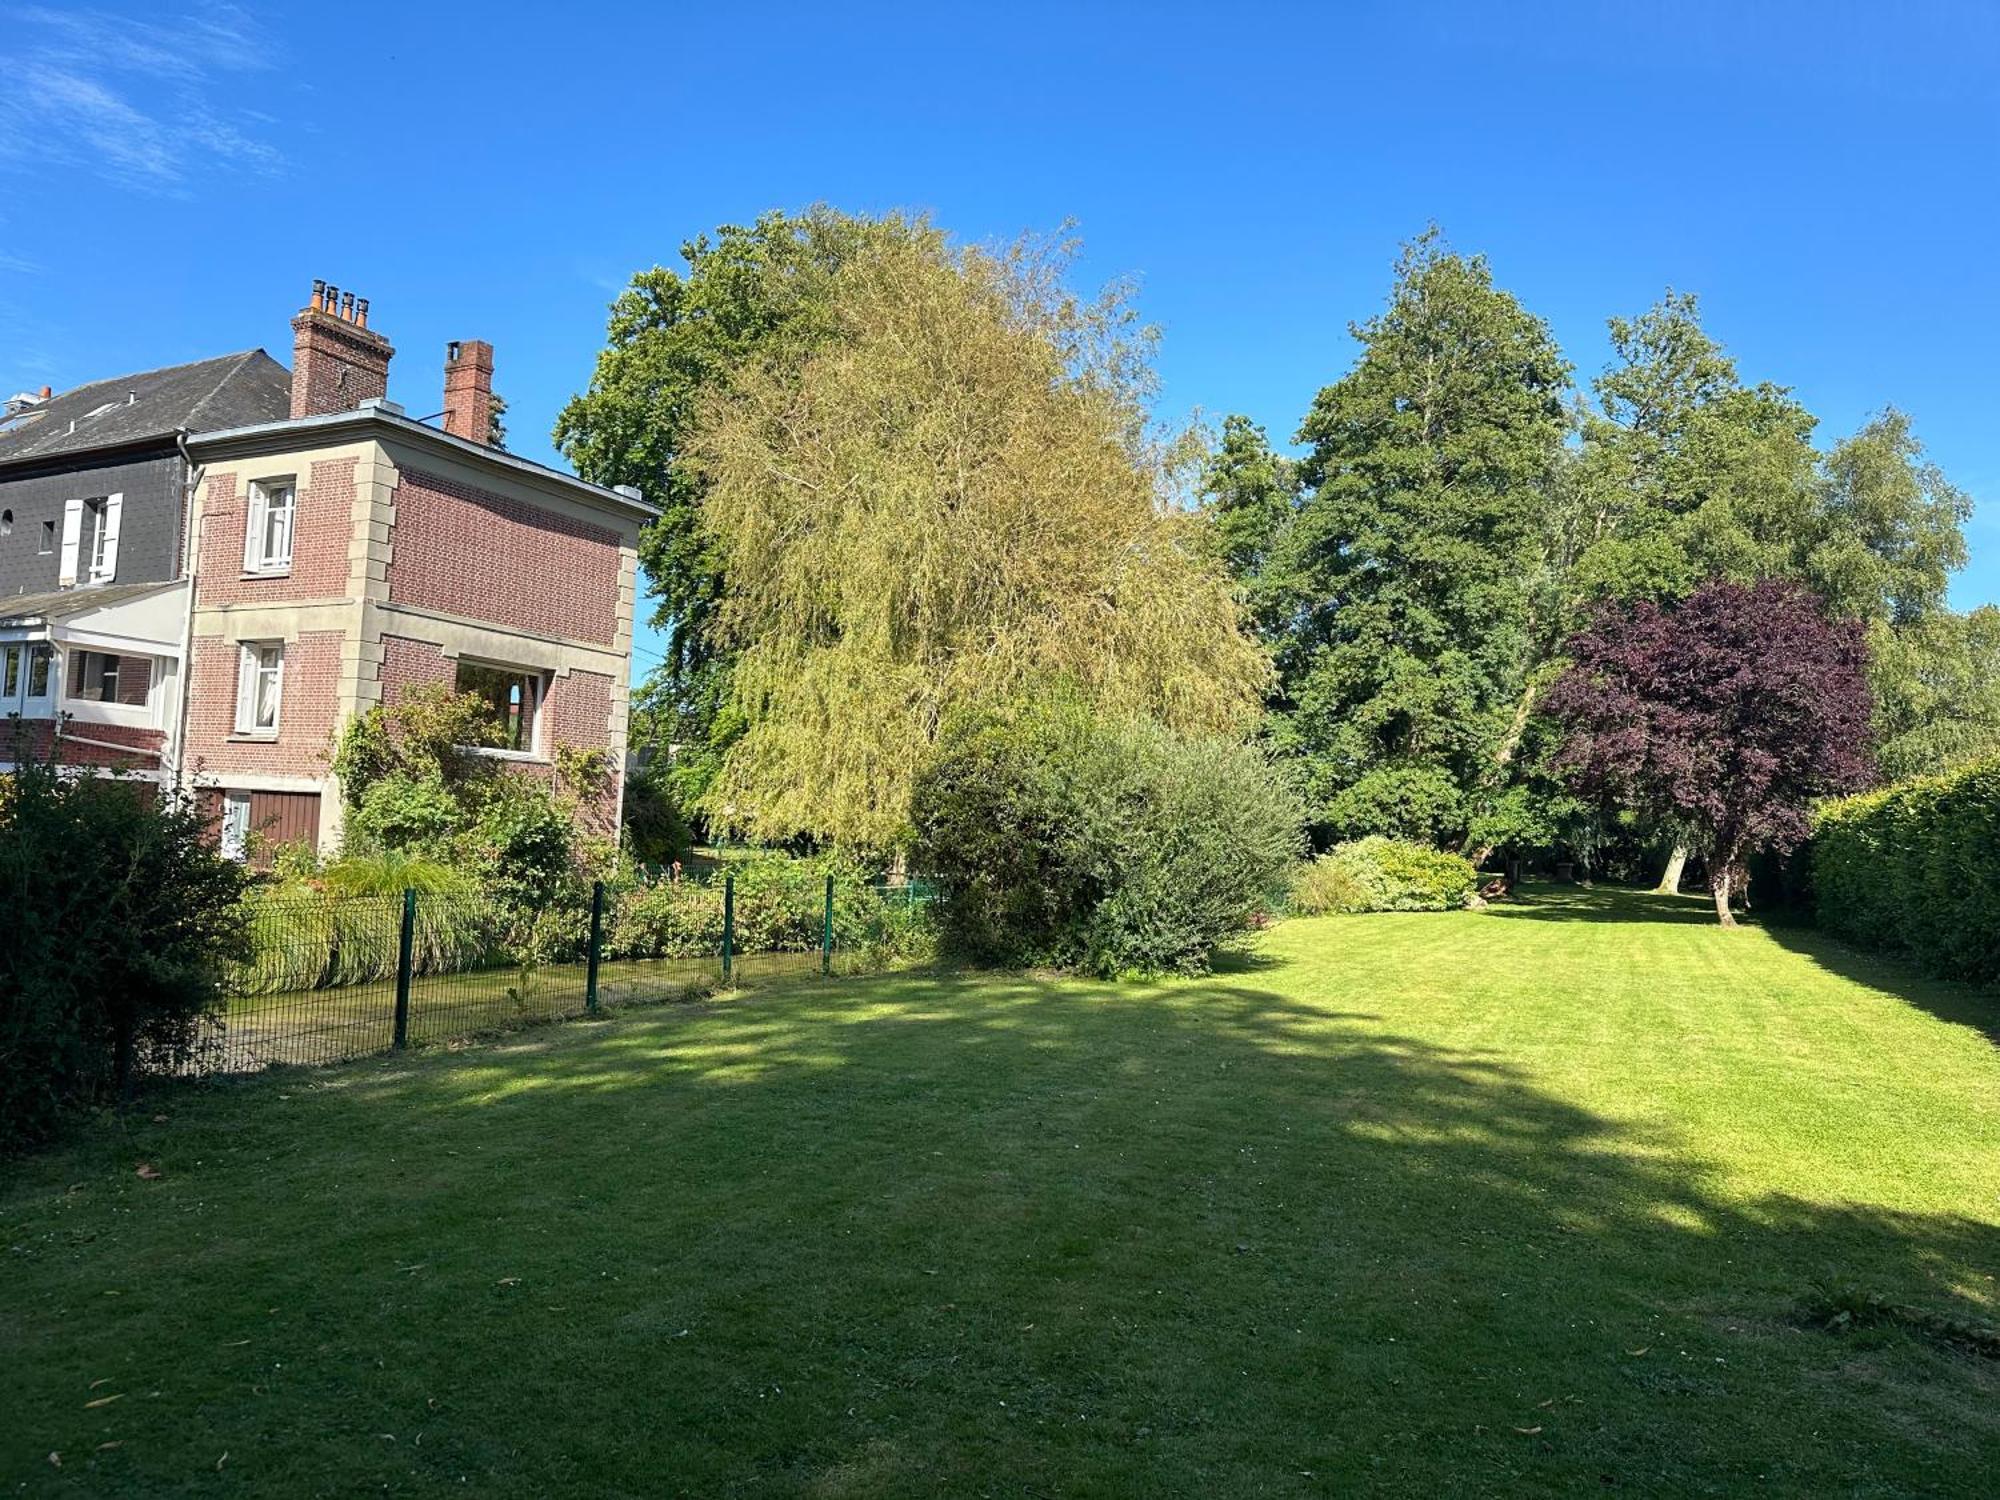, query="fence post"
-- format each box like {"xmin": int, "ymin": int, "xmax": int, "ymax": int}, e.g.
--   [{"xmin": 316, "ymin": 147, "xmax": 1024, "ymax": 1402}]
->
[
  {"xmin": 392, "ymin": 887, "xmax": 416, "ymax": 1049},
  {"xmin": 822, "ymin": 873, "xmax": 835, "ymax": 976},
  {"xmin": 585, "ymin": 880, "xmax": 605, "ymax": 1014},
  {"xmin": 722, "ymin": 873, "xmax": 735, "ymax": 983}
]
